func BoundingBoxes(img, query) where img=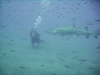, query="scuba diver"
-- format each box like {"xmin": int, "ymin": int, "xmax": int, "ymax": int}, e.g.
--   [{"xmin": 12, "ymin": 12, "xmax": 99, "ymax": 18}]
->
[{"xmin": 30, "ymin": 28, "xmax": 41, "ymax": 46}]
